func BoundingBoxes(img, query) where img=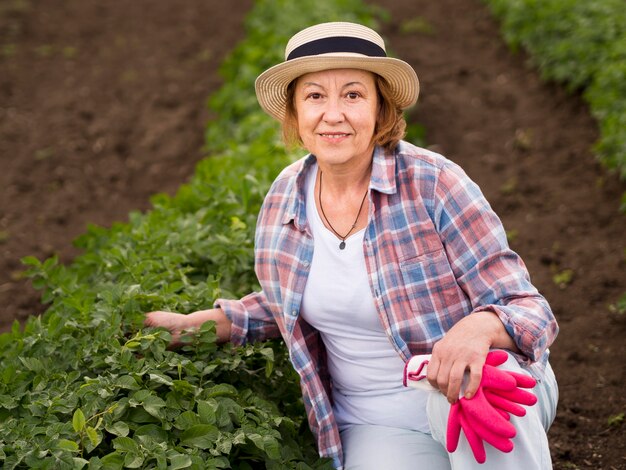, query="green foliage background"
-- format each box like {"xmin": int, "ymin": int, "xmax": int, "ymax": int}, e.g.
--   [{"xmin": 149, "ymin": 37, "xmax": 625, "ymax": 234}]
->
[{"xmin": 0, "ymin": 0, "xmax": 381, "ymax": 468}]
